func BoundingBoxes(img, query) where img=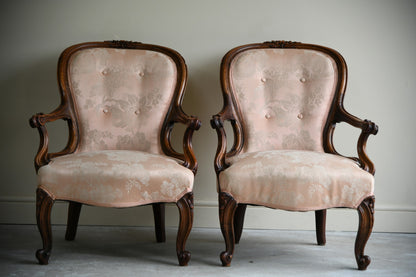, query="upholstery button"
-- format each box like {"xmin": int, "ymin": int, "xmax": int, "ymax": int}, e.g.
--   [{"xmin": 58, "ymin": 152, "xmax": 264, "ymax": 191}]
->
[
  {"xmin": 265, "ymin": 113, "xmax": 271, "ymax": 119},
  {"xmin": 135, "ymin": 110, "xmax": 140, "ymax": 115},
  {"xmin": 103, "ymin": 109, "xmax": 109, "ymax": 114},
  {"xmin": 300, "ymin": 77, "xmax": 306, "ymax": 83},
  {"xmin": 261, "ymin": 77, "xmax": 266, "ymax": 83},
  {"xmin": 102, "ymin": 70, "xmax": 108, "ymax": 75},
  {"xmin": 297, "ymin": 113, "xmax": 304, "ymax": 119},
  {"xmin": 138, "ymin": 72, "xmax": 144, "ymax": 77}
]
